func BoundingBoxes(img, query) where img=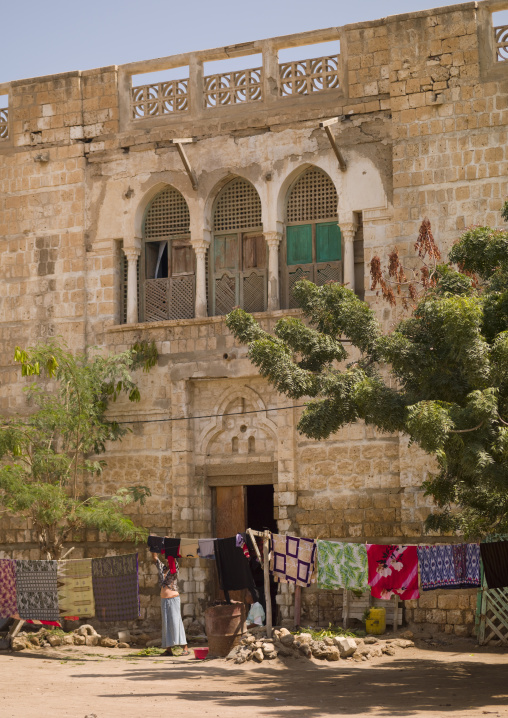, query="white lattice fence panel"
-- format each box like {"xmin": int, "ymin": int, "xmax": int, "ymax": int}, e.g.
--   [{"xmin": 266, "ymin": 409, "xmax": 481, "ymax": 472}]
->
[
  {"xmin": 287, "ymin": 168, "xmax": 338, "ymax": 223},
  {"xmin": 214, "ymin": 274, "xmax": 237, "ymax": 316},
  {"xmin": 279, "ymin": 55, "xmax": 339, "ymax": 96},
  {"xmin": 145, "ymin": 279, "xmax": 169, "ymax": 321},
  {"xmin": 242, "ymin": 271, "xmax": 266, "ymax": 313},
  {"xmin": 169, "ymin": 276, "xmax": 195, "ymax": 319},
  {"xmin": 479, "ymin": 587, "xmax": 508, "ymax": 645},
  {"xmin": 316, "ymin": 263, "xmax": 342, "ymax": 286},
  {"xmin": 145, "ymin": 188, "xmax": 190, "ymax": 238},
  {"xmin": 0, "ymin": 108, "xmax": 8, "ymax": 140},
  {"xmin": 288, "ymin": 266, "xmax": 312, "ymax": 308},
  {"xmin": 495, "ymin": 25, "xmax": 508, "ymax": 61},
  {"xmin": 204, "ymin": 68, "xmax": 262, "ymax": 107},
  {"xmin": 131, "ymin": 80, "xmax": 188, "ymax": 118},
  {"xmin": 213, "ymin": 179, "xmax": 262, "ymax": 232}
]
